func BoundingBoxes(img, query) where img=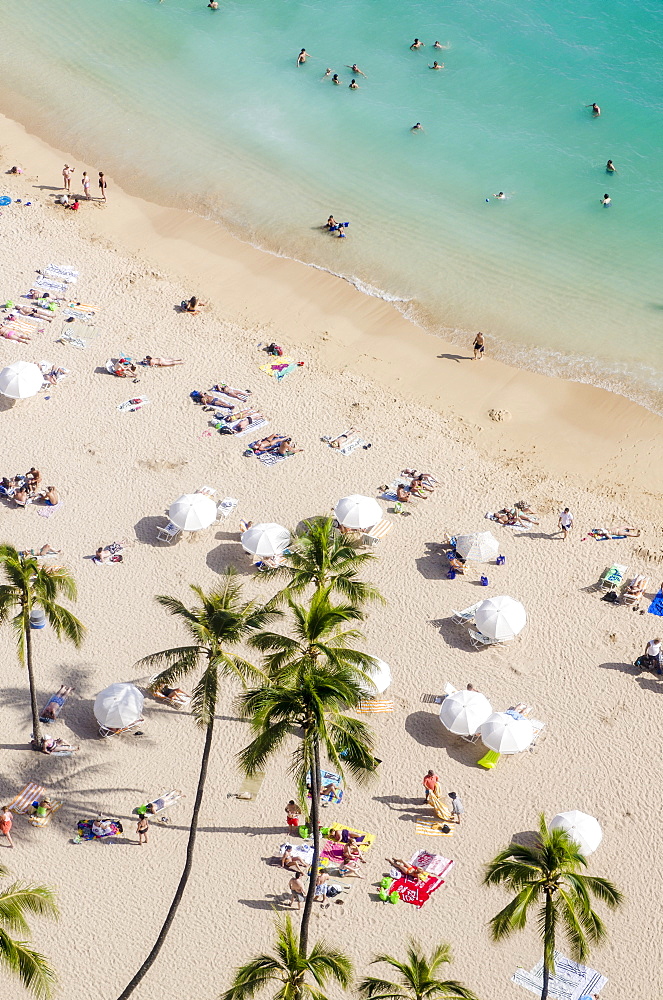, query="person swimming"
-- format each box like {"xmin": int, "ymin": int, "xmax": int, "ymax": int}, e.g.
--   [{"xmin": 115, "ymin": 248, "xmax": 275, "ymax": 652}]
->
[
  {"xmin": 606, "ymin": 159, "xmax": 616, "ymax": 173},
  {"xmin": 493, "ymin": 191, "xmax": 506, "ymax": 199},
  {"xmin": 321, "ymin": 68, "xmax": 332, "ymax": 80},
  {"xmin": 433, "ymin": 41, "xmax": 450, "ymax": 49},
  {"xmin": 586, "ymin": 102, "xmax": 601, "ymax": 116},
  {"xmin": 600, "ymin": 193, "xmax": 611, "ymax": 206},
  {"xmin": 349, "ymin": 78, "xmax": 359, "ymax": 89},
  {"xmin": 332, "ymin": 74, "xmax": 341, "ymax": 85},
  {"xmin": 411, "ymin": 122, "xmax": 423, "ymax": 131},
  {"xmin": 346, "ymin": 63, "xmax": 367, "ymax": 77},
  {"xmin": 429, "ymin": 61, "xmax": 444, "ymax": 69},
  {"xmin": 410, "ymin": 38, "xmax": 425, "ymax": 50}
]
